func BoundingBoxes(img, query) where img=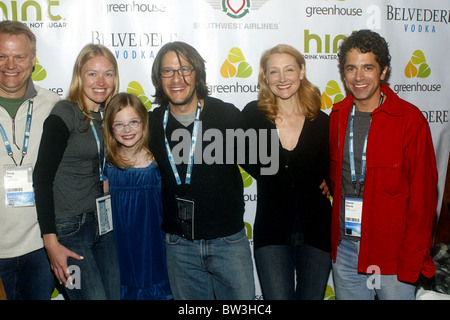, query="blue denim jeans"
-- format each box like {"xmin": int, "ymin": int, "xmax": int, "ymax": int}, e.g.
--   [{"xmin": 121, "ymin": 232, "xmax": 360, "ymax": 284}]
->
[
  {"xmin": 332, "ymin": 238, "xmax": 416, "ymax": 300},
  {"xmin": 56, "ymin": 212, "xmax": 120, "ymax": 300},
  {"xmin": 0, "ymin": 248, "xmax": 54, "ymax": 300},
  {"xmin": 165, "ymin": 228, "xmax": 255, "ymax": 300},
  {"xmin": 254, "ymin": 244, "xmax": 331, "ymax": 300}
]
